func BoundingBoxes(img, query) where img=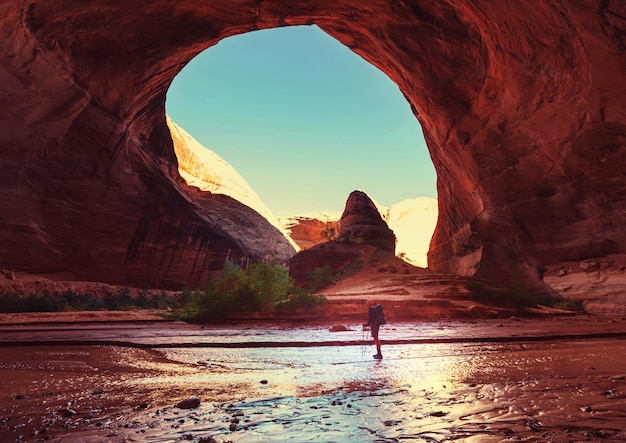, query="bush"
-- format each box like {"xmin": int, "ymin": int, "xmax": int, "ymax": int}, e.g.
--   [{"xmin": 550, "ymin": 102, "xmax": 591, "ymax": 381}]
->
[
  {"xmin": 465, "ymin": 280, "xmax": 586, "ymax": 312},
  {"xmin": 274, "ymin": 287, "xmax": 327, "ymax": 314},
  {"xmin": 187, "ymin": 260, "xmax": 327, "ymax": 321},
  {"xmin": 0, "ymin": 288, "xmax": 179, "ymax": 313},
  {"xmin": 307, "ymin": 265, "xmax": 333, "ymax": 292},
  {"xmin": 465, "ymin": 280, "xmax": 545, "ymax": 309}
]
